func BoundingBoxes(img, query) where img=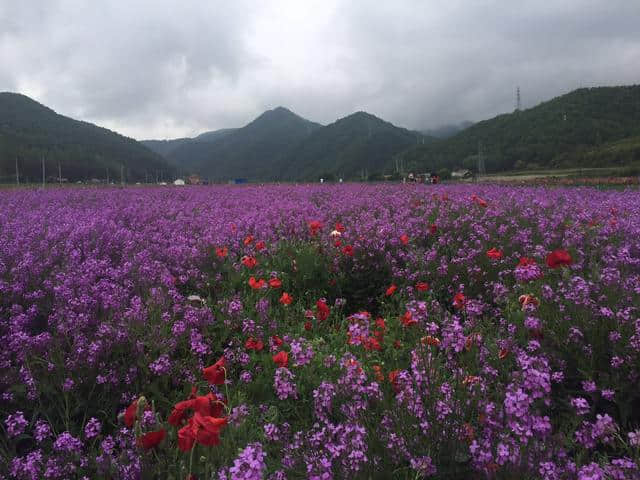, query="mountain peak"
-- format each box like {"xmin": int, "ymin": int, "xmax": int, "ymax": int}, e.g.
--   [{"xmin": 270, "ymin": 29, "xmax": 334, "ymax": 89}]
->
[
  {"xmin": 246, "ymin": 107, "xmax": 320, "ymax": 130},
  {"xmin": 257, "ymin": 106, "xmax": 299, "ymax": 121},
  {"xmin": 339, "ymin": 111, "xmax": 385, "ymax": 124}
]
